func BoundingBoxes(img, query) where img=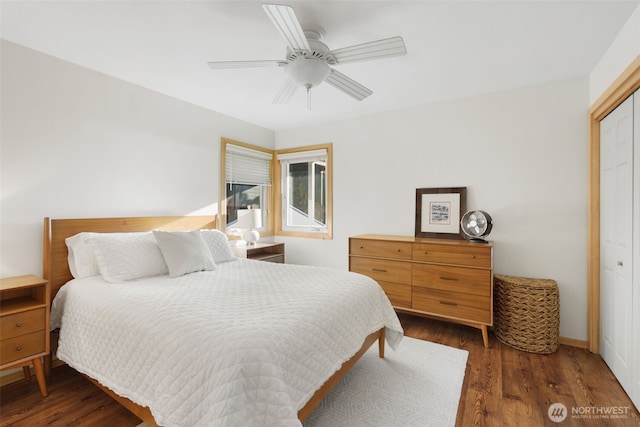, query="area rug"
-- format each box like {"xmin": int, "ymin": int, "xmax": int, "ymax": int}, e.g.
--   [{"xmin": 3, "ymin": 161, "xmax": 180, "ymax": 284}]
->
[
  {"xmin": 304, "ymin": 336, "xmax": 468, "ymax": 427},
  {"xmin": 137, "ymin": 337, "xmax": 468, "ymax": 427}
]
